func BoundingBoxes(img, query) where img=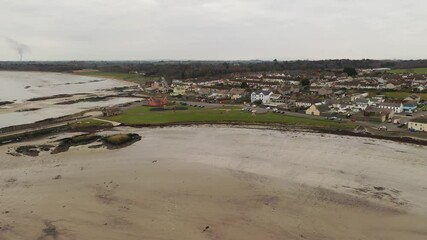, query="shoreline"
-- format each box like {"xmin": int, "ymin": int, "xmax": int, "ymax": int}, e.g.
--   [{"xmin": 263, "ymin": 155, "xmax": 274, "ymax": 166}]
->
[
  {"xmin": 2, "ymin": 121, "xmax": 427, "ymax": 147},
  {"xmin": 119, "ymin": 122, "xmax": 427, "ymax": 146}
]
